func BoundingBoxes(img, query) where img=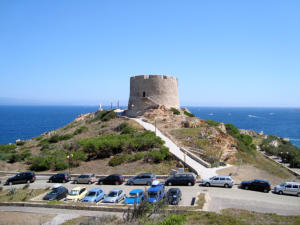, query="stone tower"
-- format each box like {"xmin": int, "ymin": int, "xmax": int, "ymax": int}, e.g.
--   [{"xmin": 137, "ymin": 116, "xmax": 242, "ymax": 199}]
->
[{"xmin": 126, "ymin": 75, "xmax": 180, "ymax": 117}]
